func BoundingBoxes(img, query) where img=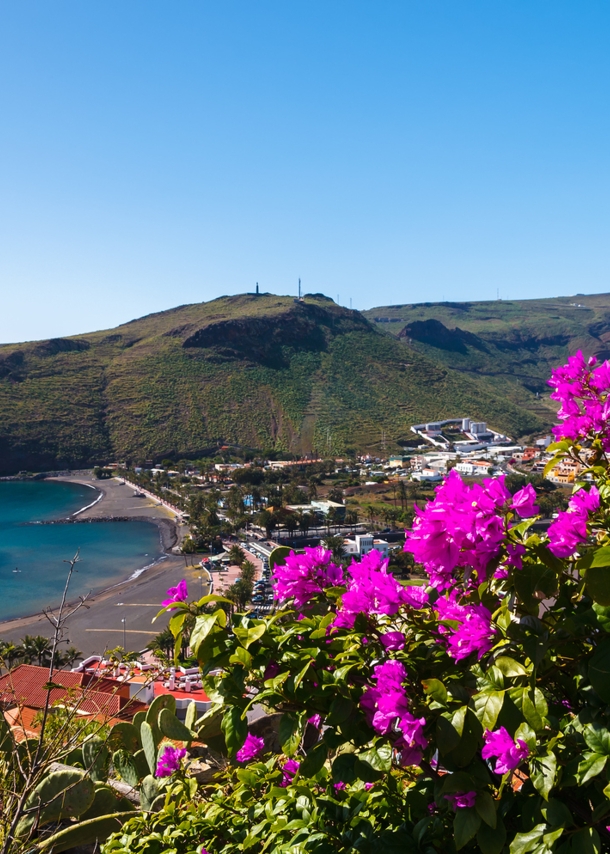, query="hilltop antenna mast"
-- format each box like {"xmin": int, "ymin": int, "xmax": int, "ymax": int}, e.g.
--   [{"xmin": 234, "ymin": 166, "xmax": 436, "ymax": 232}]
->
[{"xmin": 350, "ymin": 298, "xmax": 352, "ymax": 310}]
